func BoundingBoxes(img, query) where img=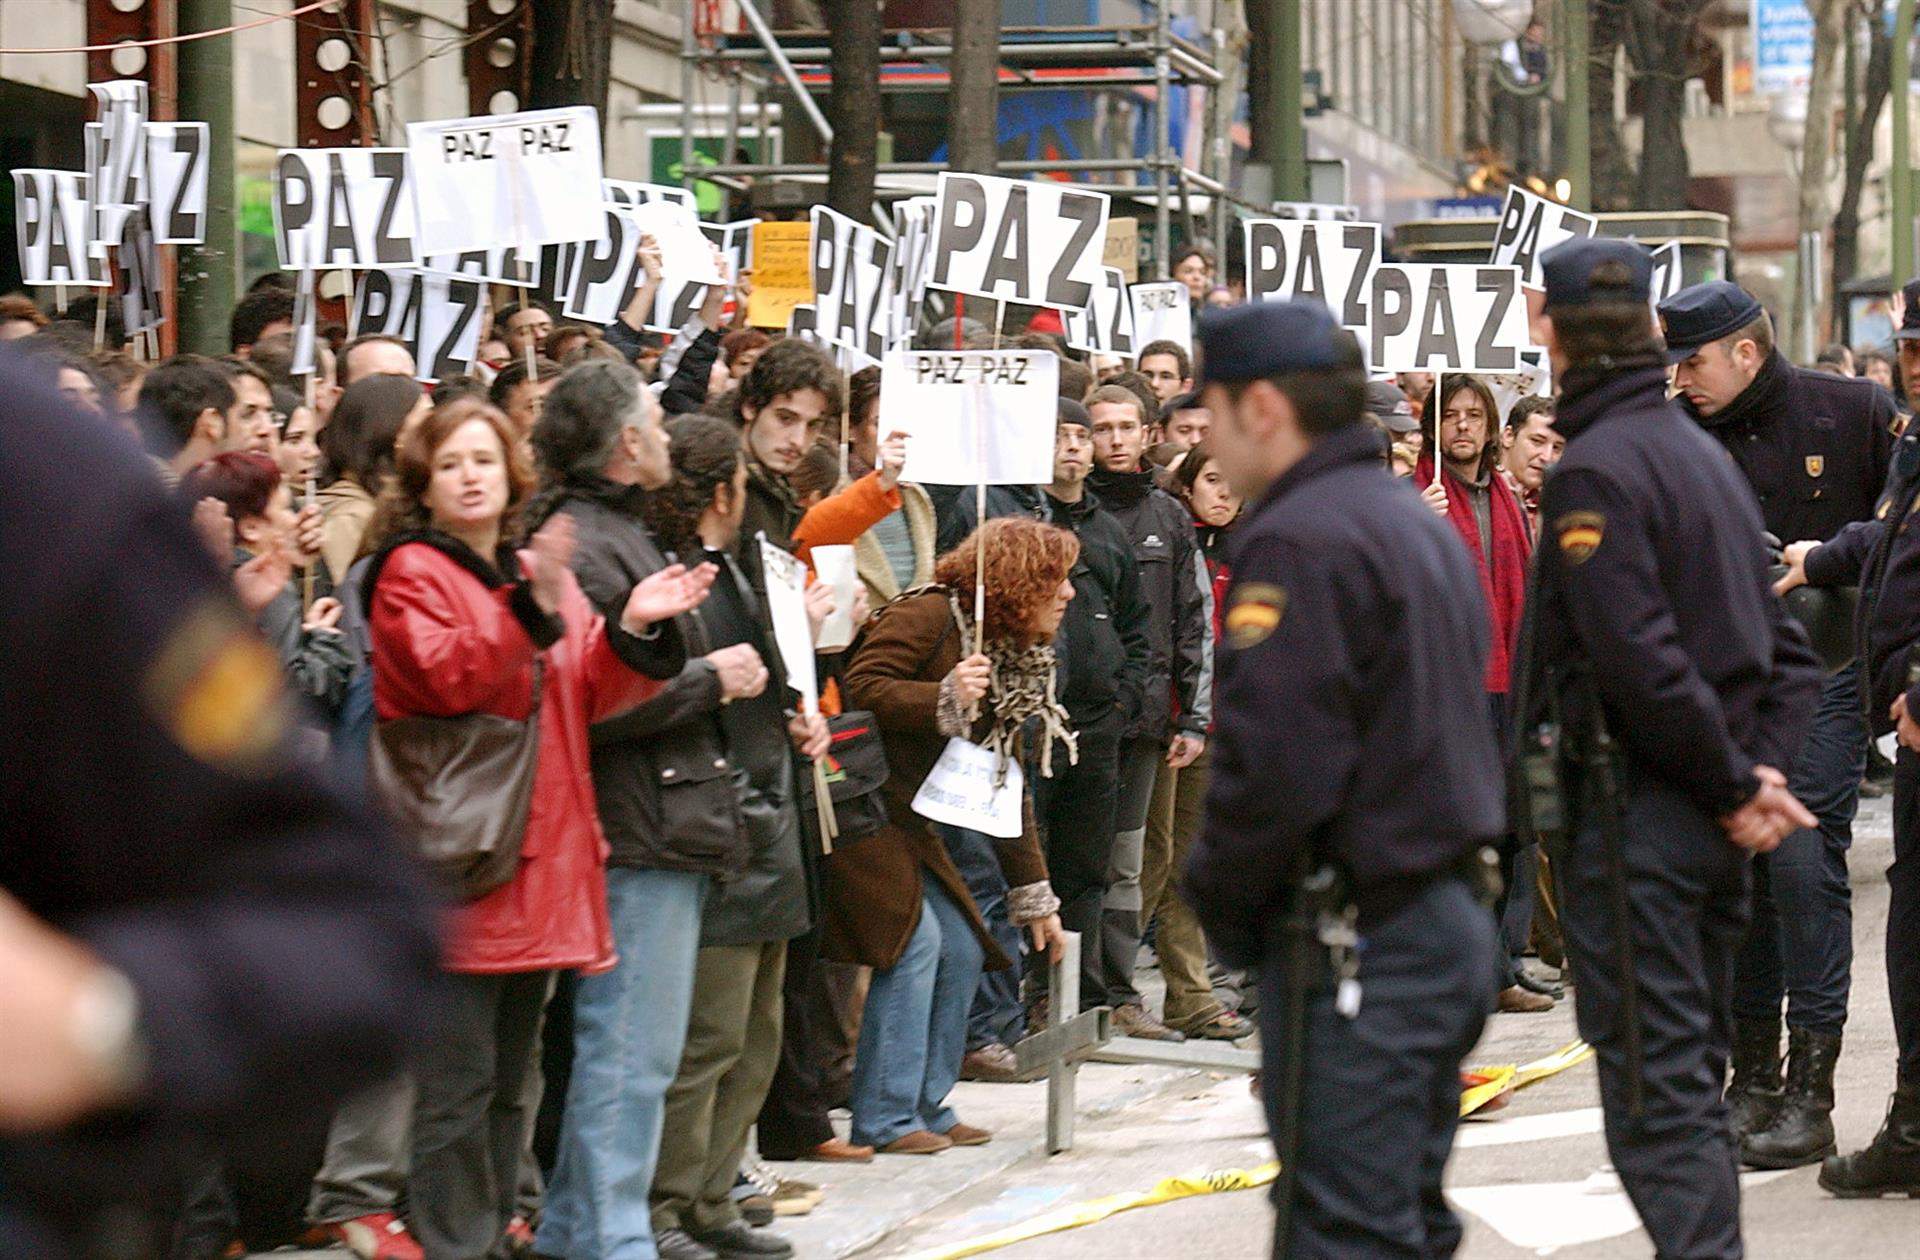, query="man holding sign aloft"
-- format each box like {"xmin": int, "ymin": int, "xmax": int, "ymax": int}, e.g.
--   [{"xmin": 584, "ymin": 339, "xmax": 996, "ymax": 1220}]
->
[{"xmin": 1183, "ymin": 301, "xmax": 1503, "ymax": 1259}]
